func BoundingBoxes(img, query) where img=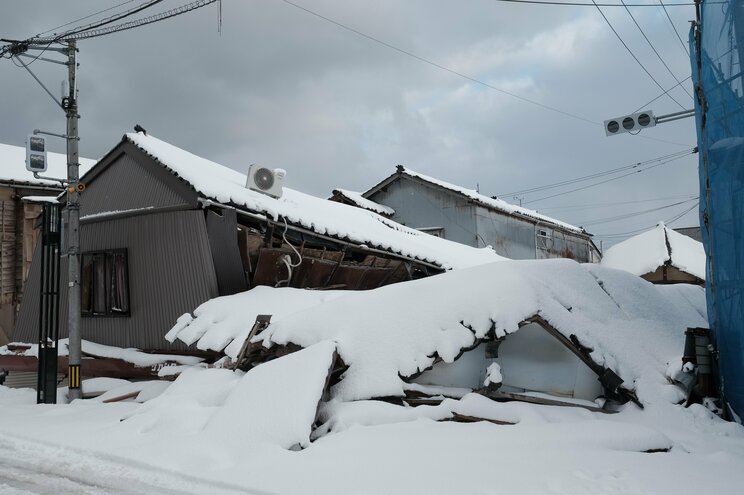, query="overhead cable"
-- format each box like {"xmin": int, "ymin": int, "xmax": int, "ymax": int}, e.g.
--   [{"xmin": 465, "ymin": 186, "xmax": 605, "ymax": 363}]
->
[
  {"xmin": 279, "ymin": 0, "xmax": 598, "ymax": 126},
  {"xmin": 592, "ymin": 0, "xmax": 686, "ymax": 110},
  {"xmin": 620, "ymin": 0, "xmax": 692, "ymax": 99},
  {"xmin": 522, "ymin": 150, "xmax": 694, "ymax": 204},
  {"xmin": 659, "ymin": 0, "xmax": 691, "ymax": 57},
  {"xmin": 498, "ymin": 148, "xmax": 695, "ymax": 197}
]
